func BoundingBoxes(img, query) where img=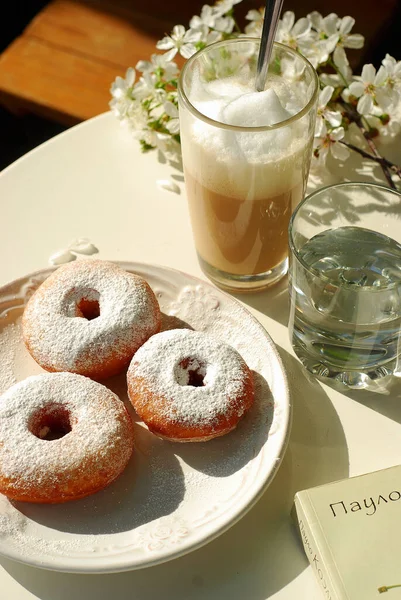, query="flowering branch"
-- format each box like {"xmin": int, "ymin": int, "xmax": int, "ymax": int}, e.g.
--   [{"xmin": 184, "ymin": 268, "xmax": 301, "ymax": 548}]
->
[{"xmin": 109, "ymin": 3, "xmax": 401, "ymax": 185}]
